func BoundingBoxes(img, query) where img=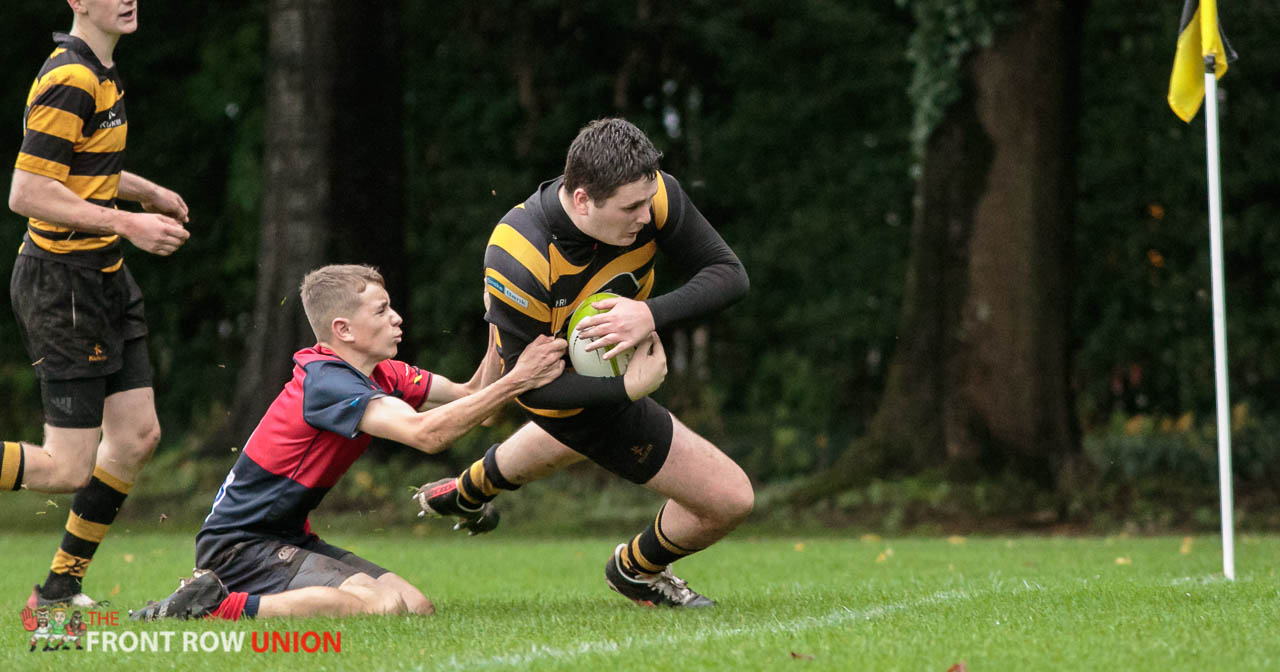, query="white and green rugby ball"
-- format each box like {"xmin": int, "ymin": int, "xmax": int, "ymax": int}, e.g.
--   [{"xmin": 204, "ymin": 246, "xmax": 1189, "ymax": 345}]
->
[{"xmin": 567, "ymin": 292, "xmax": 634, "ymax": 377}]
